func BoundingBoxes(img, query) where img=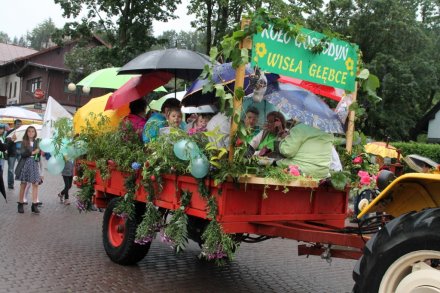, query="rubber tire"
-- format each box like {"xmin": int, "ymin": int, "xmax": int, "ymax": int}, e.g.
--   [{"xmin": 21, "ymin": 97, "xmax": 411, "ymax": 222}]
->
[
  {"xmin": 352, "ymin": 208, "xmax": 440, "ymax": 293},
  {"xmin": 102, "ymin": 198, "xmax": 151, "ymax": 265}
]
